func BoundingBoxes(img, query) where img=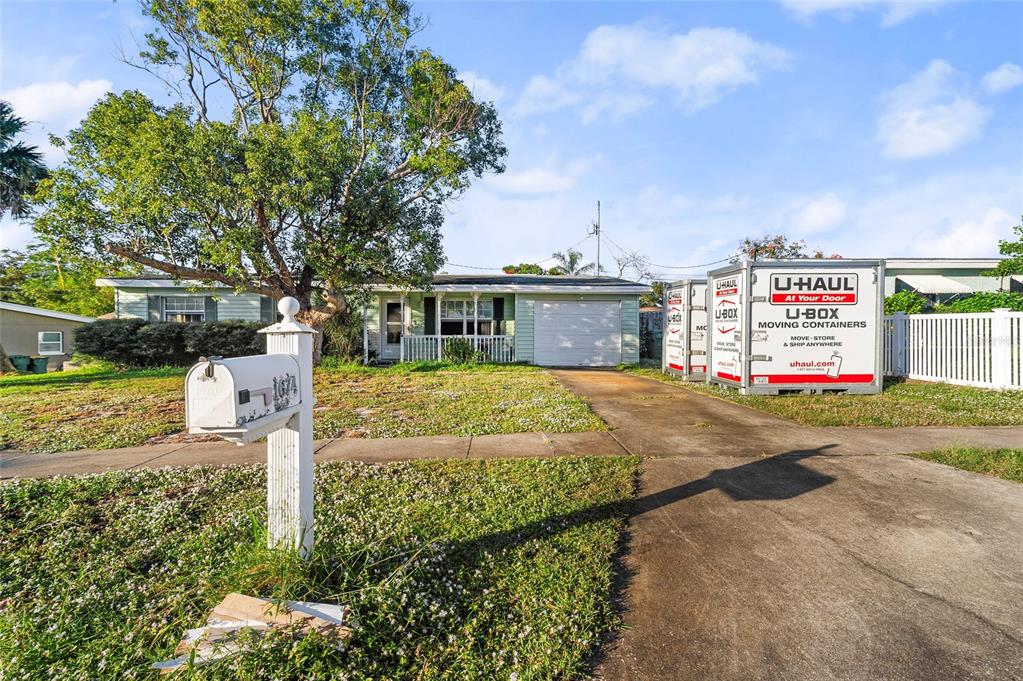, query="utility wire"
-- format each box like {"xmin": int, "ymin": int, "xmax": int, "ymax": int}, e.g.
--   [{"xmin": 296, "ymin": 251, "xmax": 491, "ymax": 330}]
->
[
  {"xmin": 602, "ymin": 230, "xmax": 735, "ymax": 271},
  {"xmin": 445, "ymin": 233, "xmax": 594, "ymax": 272}
]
